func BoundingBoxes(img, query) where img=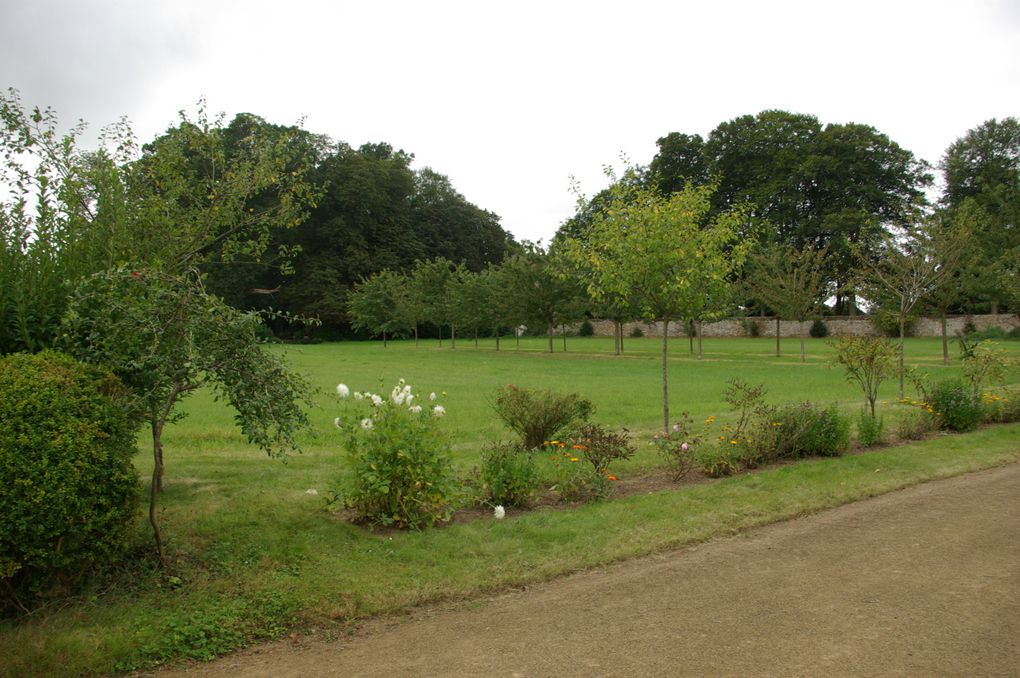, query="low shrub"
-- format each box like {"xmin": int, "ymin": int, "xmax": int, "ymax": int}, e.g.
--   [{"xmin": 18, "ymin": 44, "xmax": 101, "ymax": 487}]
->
[
  {"xmin": 492, "ymin": 384, "xmax": 594, "ymax": 450},
  {"xmin": 697, "ymin": 444, "xmax": 743, "ymax": 478},
  {"xmin": 542, "ymin": 441, "xmax": 601, "ymax": 502},
  {"xmin": 578, "ymin": 320, "xmax": 595, "ymax": 337},
  {"xmin": 809, "ymin": 319, "xmax": 829, "ymax": 338},
  {"xmin": 567, "ymin": 423, "xmax": 634, "ymax": 498},
  {"xmin": 629, "ymin": 325, "xmax": 644, "ymax": 338},
  {"xmin": 0, "ymin": 351, "xmax": 140, "ymax": 613},
  {"xmin": 856, "ymin": 409, "xmax": 885, "ymax": 447},
  {"xmin": 763, "ymin": 402, "xmax": 851, "ymax": 458},
  {"xmin": 479, "ymin": 442, "xmax": 539, "ymax": 508},
  {"xmin": 332, "ymin": 379, "xmax": 456, "ymax": 528},
  {"xmin": 925, "ymin": 379, "xmax": 983, "ymax": 432},
  {"xmin": 895, "ymin": 409, "xmax": 939, "ymax": 441},
  {"xmin": 981, "ymin": 388, "xmax": 1020, "ymax": 423},
  {"xmin": 653, "ymin": 413, "xmax": 700, "ymax": 481}
]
